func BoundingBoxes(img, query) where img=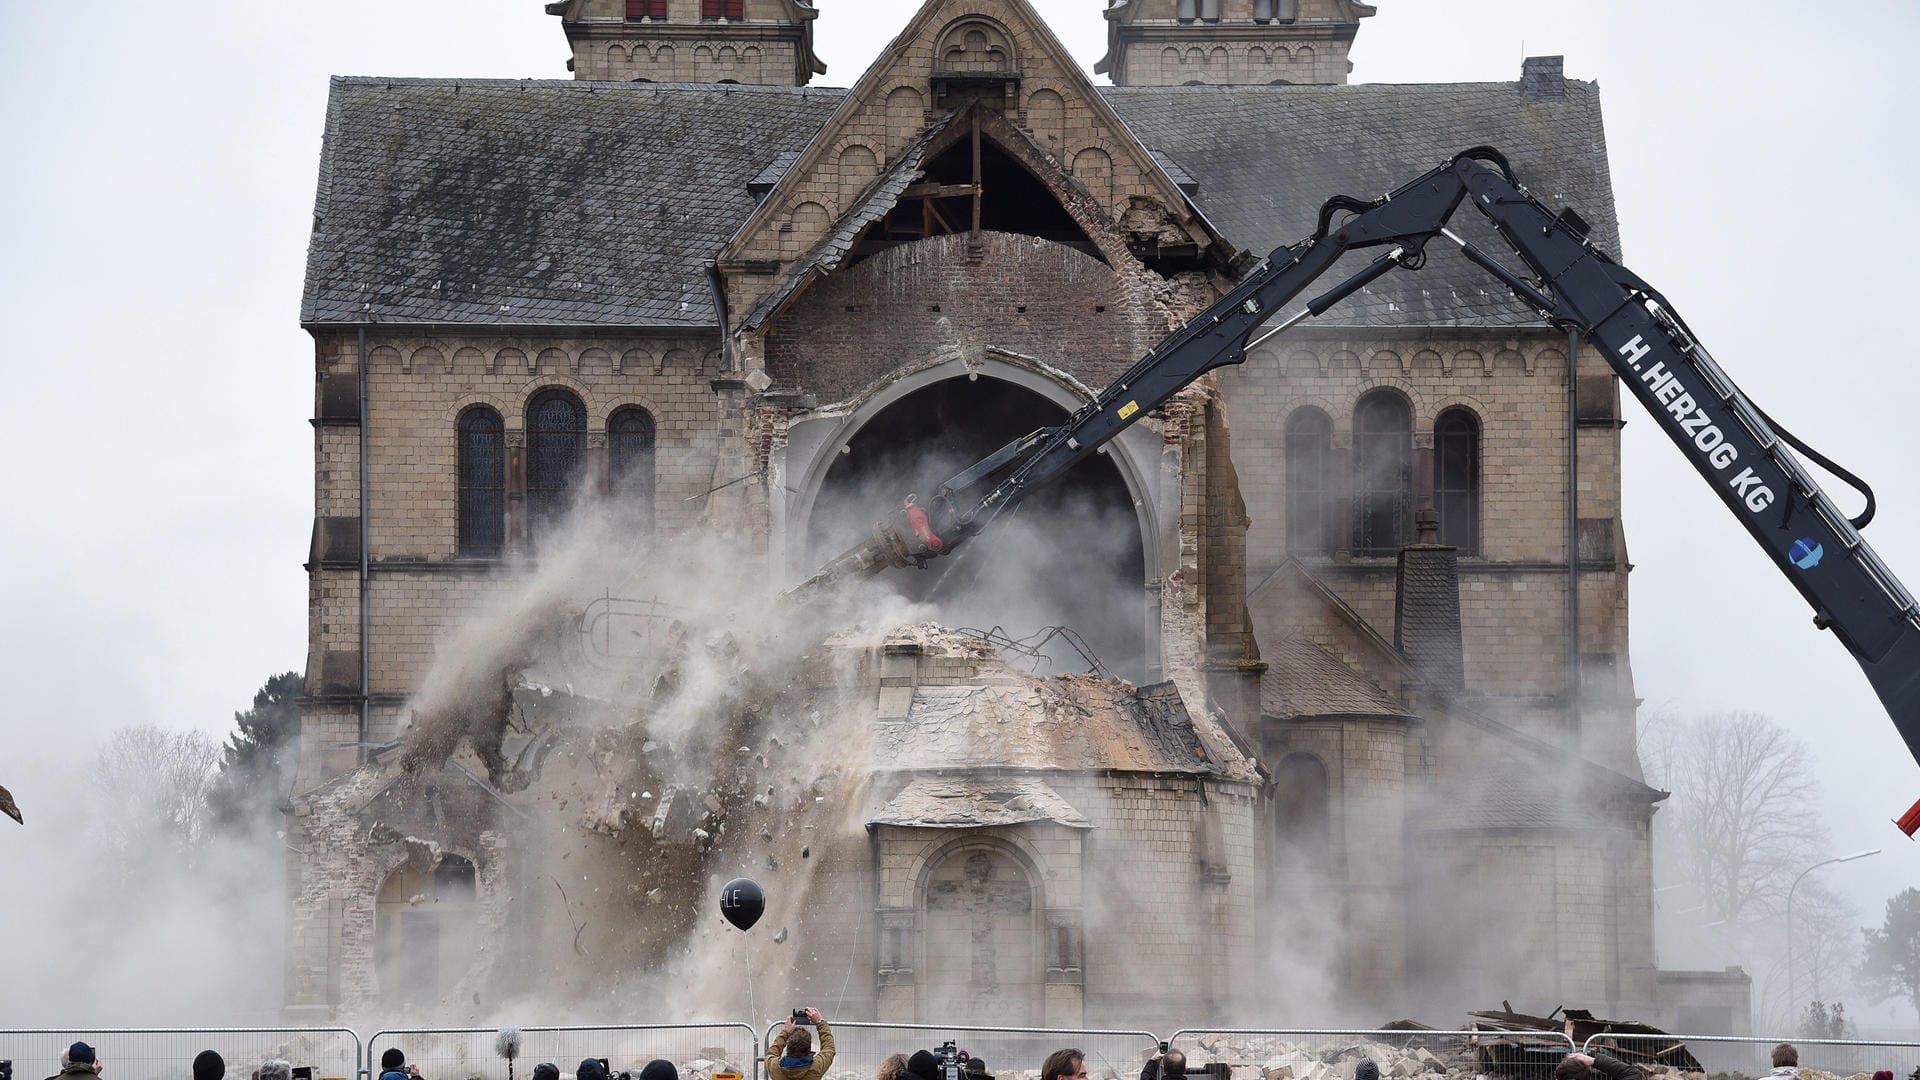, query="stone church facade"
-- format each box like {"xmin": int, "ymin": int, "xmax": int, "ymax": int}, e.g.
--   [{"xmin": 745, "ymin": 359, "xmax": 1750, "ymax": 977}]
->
[{"xmin": 288, "ymin": 0, "xmax": 1691, "ymax": 1027}]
